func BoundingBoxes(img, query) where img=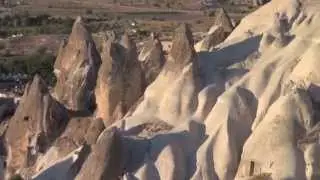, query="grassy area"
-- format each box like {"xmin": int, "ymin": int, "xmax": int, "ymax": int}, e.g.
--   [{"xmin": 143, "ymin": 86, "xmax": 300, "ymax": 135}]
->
[
  {"xmin": 0, "ymin": 50, "xmax": 56, "ymax": 86},
  {"xmin": 0, "ymin": 13, "xmax": 74, "ymax": 38}
]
